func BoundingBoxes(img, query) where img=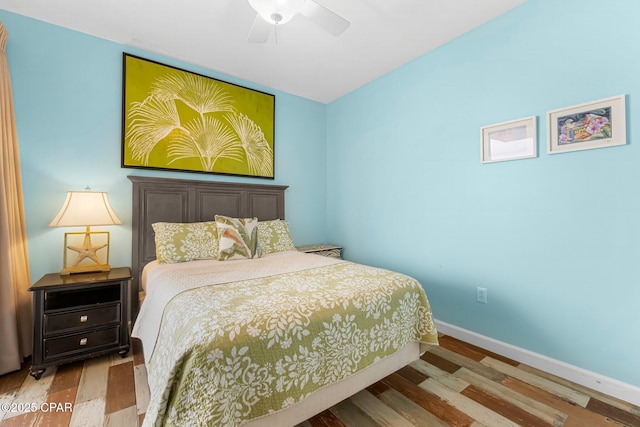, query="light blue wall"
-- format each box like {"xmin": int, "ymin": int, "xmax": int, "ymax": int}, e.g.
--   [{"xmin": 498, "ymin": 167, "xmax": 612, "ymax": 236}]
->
[
  {"xmin": 327, "ymin": 0, "xmax": 640, "ymax": 387},
  {"xmin": 0, "ymin": 11, "xmax": 328, "ymax": 283}
]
